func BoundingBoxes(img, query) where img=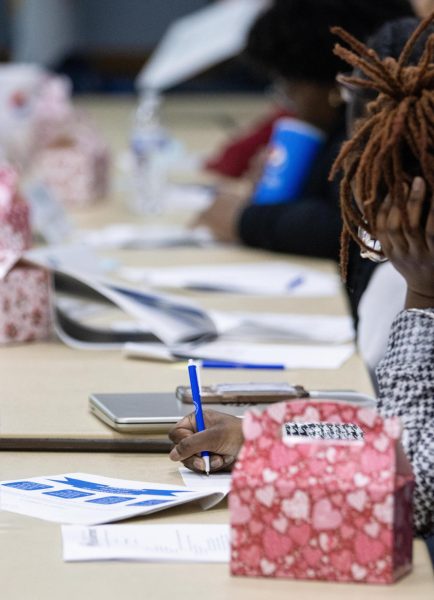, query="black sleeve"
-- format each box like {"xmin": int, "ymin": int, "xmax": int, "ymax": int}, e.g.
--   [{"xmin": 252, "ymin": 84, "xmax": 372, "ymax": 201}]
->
[
  {"xmin": 237, "ymin": 198, "xmax": 342, "ymax": 261},
  {"xmin": 237, "ymin": 116, "xmax": 347, "ymax": 262}
]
